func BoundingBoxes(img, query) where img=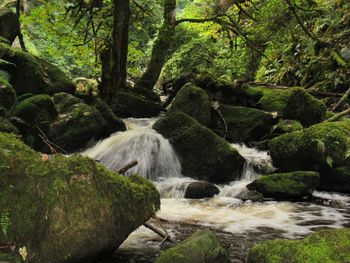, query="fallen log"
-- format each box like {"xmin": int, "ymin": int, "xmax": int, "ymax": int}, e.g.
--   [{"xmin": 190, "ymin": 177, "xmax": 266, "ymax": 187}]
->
[{"xmin": 118, "ymin": 161, "xmax": 138, "ymax": 174}]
